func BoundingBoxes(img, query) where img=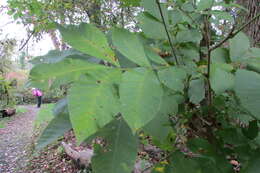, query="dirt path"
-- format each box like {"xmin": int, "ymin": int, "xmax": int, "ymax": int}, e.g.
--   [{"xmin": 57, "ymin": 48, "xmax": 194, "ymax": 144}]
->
[{"xmin": 0, "ymin": 105, "xmax": 39, "ymax": 173}]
